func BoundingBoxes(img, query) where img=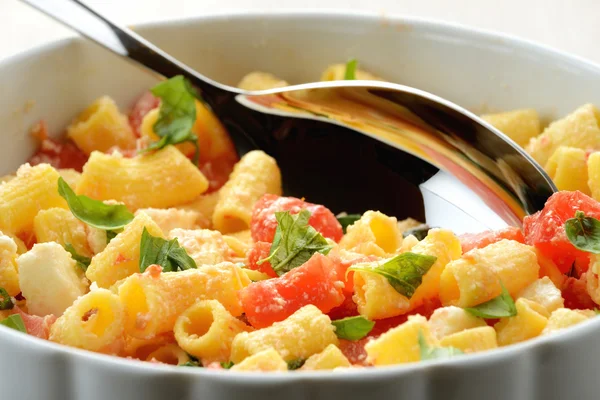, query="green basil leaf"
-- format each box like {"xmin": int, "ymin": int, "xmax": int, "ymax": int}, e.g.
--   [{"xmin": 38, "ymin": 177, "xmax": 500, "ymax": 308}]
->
[
  {"xmin": 344, "ymin": 59, "xmax": 358, "ymax": 80},
  {"xmin": 139, "ymin": 227, "xmax": 197, "ymax": 273},
  {"xmin": 64, "ymin": 243, "xmax": 91, "ymax": 272},
  {"xmin": 336, "ymin": 213, "xmax": 361, "ymax": 234},
  {"xmin": 259, "ymin": 210, "xmax": 333, "ymax": 276},
  {"xmin": 287, "ymin": 358, "xmax": 306, "ymax": 370},
  {"xmin": 565, "ymin": 211, "xmax": 600, "ymax": 254},
  {"xmin": 402, "ymin": 224, "xmax": 432, "ymax": 241},
  {"xmin": 106, "ymin": 230, "xmax": 118, "ymax": 243},
  {"xmin": 332, "ymin": 316, "xmax": 375, "ymax": 341},
  {"xmin": 144, "ymin": 75, "xmax": 200, "ymax": 165},
  {"xmin": 179, "ymin": 354, "xmax": 202, "ymax": 368},
  {"xmin": 220, "ymin": 361, "xmax": 234, "ymax": 369},
  {"xmin": 348, "ymin": 252, "xmax": 437, "ymax": 298},
  {"xmin": 465, "ymin": 282, "xmax": 517, "ymax": 318},
  {"xmin": 0, "ymin": 314, "xmax": 26, "ymax": 333},
  {"xmin": 58, "ymin": 177, "xmax": 134, "ymax": 230},
  {"xmin": 418, "ymin": 330, "xmax": 463, "ymax": 361},
  {"xmin": 0, "ymin": 287, "xmax": 14, "ymax": 310}
]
